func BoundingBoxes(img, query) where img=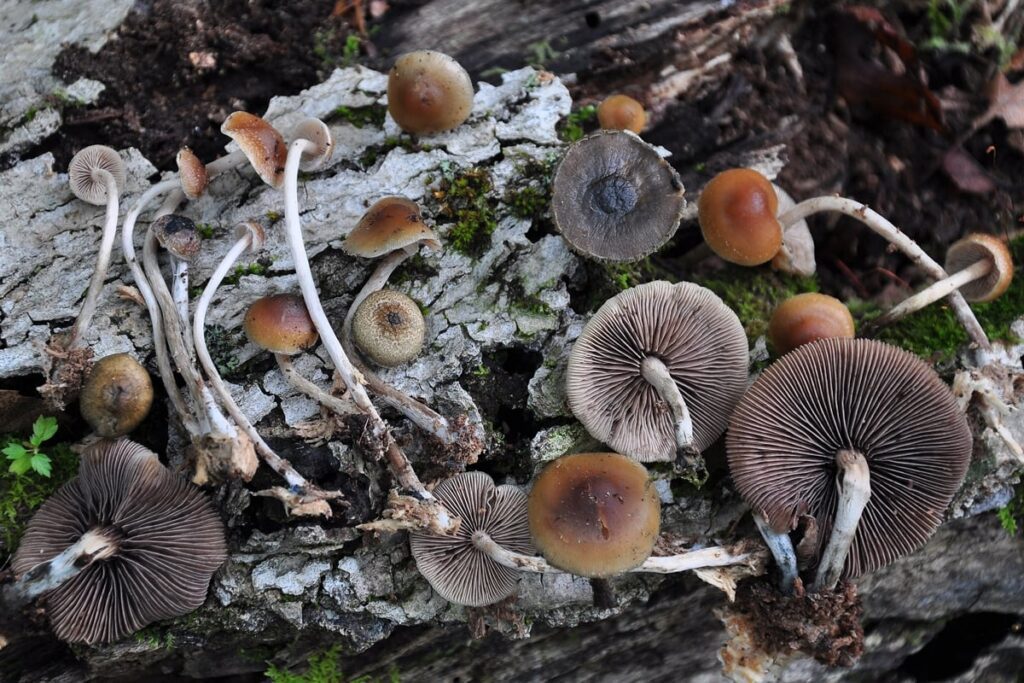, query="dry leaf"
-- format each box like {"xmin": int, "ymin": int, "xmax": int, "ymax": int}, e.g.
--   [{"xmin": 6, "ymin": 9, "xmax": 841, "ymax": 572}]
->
[
  {"xmin": 941, "ymin": 146, "xmax": 996, "ymax": 195},
  {"xmin": 975, "ymin": 73, "xmax": 1024, "ymax": 131}
]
